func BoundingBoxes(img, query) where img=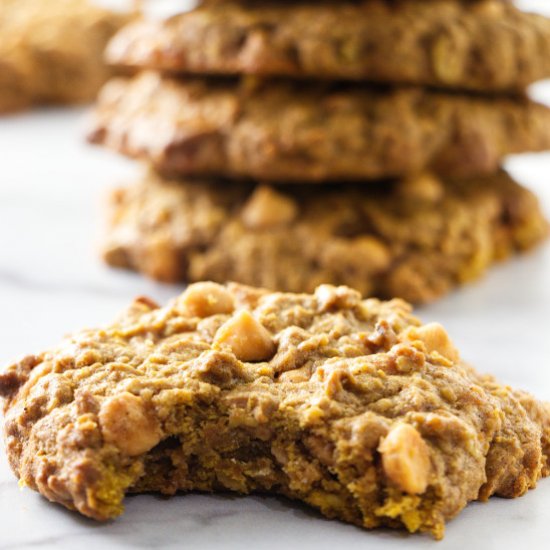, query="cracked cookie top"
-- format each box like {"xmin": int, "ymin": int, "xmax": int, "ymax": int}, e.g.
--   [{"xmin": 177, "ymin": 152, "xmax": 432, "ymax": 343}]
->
[
  {"xmin": 106, "ymin": 0, "xmax": 550, "ymax": 92},
  {"xmin": 1, "ymin": 283, "xmax": 549, "ymax": 538}
]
